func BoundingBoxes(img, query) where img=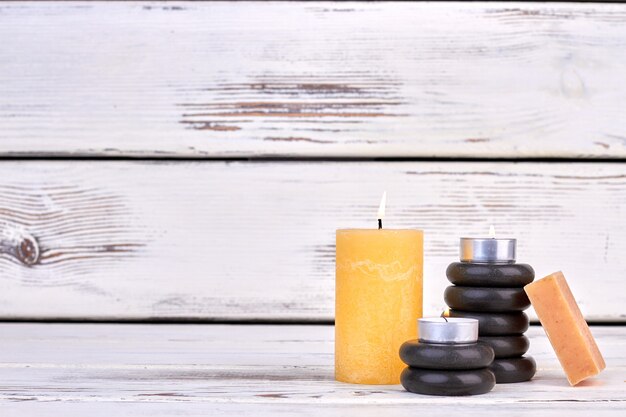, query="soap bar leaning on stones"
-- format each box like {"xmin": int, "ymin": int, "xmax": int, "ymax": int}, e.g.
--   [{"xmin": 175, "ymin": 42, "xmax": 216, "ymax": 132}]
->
[{"xmin": 524, "ymin": 271, "xmax": 606, "ymax": 386}]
